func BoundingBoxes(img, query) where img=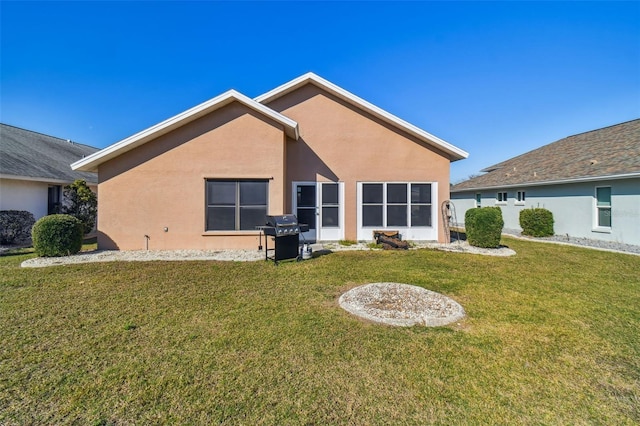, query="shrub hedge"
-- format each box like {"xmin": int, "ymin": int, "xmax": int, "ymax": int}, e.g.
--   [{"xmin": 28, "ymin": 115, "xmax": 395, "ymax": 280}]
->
[
  {"xmin": 520, "ymin": 208, "xmax": 554, "ymax": 237},
  {"xmin": 61, "ymin": 179, "xmax": 97, "ymax": 235},
  {"xmin": 0, "ymin": 210, "xmax": 36, "ymax": 245},
  {"xmin": 32, "ymin": 214, "xmax": 84, "ymax": 257},
  {"xmin": 465, "ymin": 207, "xmax": 504, "ymax": 248}
]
